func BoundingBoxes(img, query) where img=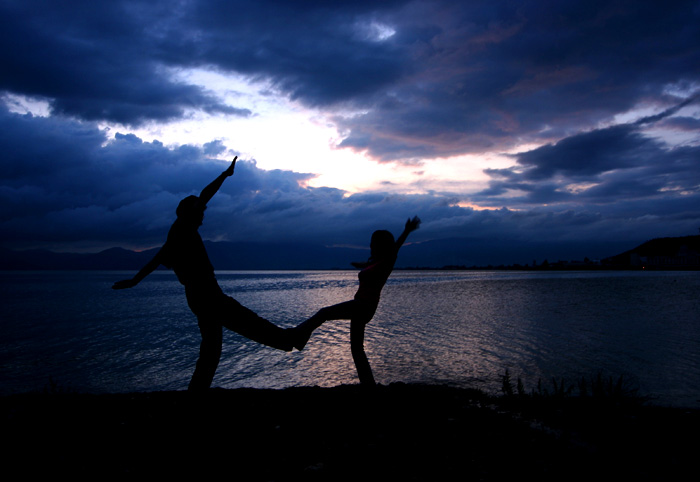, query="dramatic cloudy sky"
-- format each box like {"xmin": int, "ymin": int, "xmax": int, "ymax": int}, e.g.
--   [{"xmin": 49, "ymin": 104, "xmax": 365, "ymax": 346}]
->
[{"xmin": 1, "ymin": 0, "xmax": 699, "ymax": 265}]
